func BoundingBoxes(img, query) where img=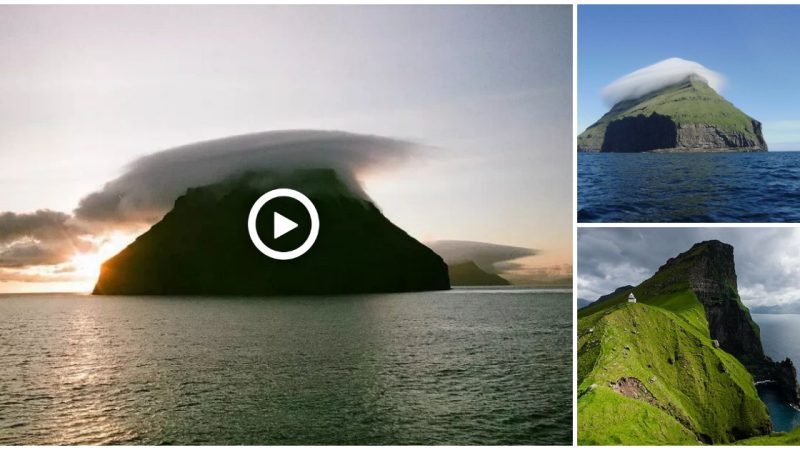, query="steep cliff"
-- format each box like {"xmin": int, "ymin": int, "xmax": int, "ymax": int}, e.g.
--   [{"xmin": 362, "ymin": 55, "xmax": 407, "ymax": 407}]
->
[
  {"xmin": 651, "ymin": 241, "xmax": 799, "ymax": 406},
  {"xmin": 578, "ymin": 240, "xmax": 800, "ymax": 444},
  {"xmin": 578, "ymin": 77, "xmax": 767, "ymax": 153},
  {"xmin": 93, "ymin": 169, "xmax": 450, "ymax": 296},
  {"xmin": 582, "ymin": 241, "xmax": 799, "ymax": 406},
  {"xmin": 649, "ymin": 241, "xmax": 764, "ymax": 362}
]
